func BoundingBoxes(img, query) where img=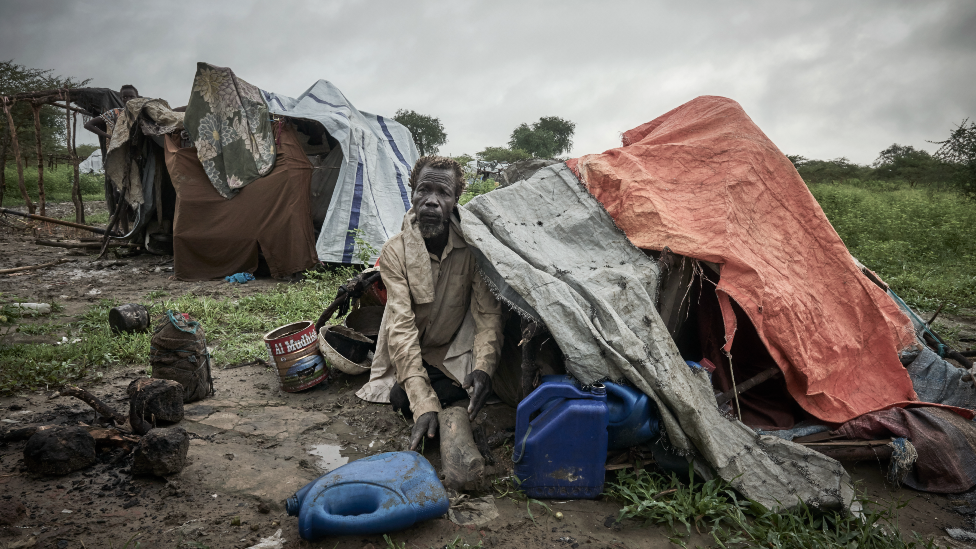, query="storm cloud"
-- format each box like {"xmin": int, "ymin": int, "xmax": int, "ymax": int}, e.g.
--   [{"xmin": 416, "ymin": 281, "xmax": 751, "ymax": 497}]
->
[{"xmin": 3, "ymin": 0, "xmax": 974, "ymax": 163}]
